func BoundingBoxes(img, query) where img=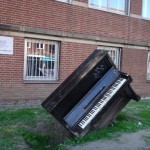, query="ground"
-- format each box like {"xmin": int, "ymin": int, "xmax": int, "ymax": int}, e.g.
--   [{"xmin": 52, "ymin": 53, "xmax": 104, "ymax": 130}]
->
[{"xmin": 67, "ymin": 130, "xmax": 150, "ymax": 150}]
